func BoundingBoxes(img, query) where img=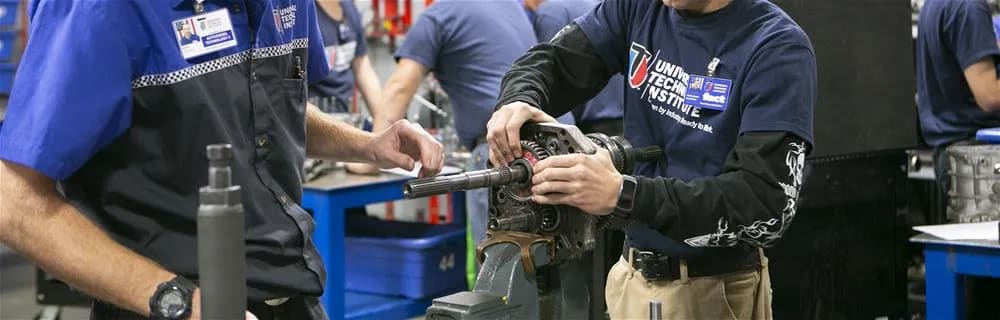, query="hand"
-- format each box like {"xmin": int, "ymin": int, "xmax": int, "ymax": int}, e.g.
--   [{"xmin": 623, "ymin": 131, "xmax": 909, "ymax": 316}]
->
[
  {"xmin": 530, "ymin": 149, "xmax": 623, "ymax": 215},
  {"xmin": 345, "ymin": 162, "xmax": 380, "ymax": 175},
  {"xmin": 486, "ymin": 102, "xmax": 558, "ymax": 167},
  {"xmin": 189, "ymin": 289, "xmax": 260, "ymax": 320},
  {"xmin": 366, "ymin": 119, "xmax": 444, "ymax": 178}
]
